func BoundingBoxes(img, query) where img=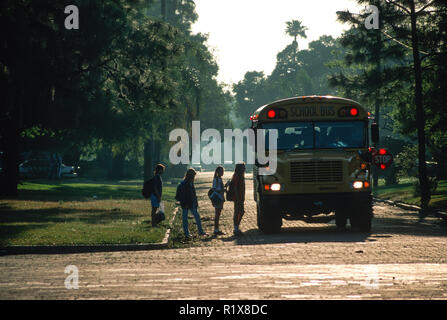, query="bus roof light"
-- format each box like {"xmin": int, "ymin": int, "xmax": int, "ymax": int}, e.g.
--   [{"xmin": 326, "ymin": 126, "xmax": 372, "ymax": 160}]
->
[
  {"xmin": 350, "ymin": 108, "xmax": 359, "ymax": 116},
  {"xmin": 267, "ymin": 110, "xmax": 276, "ymax": 119}
]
